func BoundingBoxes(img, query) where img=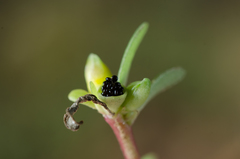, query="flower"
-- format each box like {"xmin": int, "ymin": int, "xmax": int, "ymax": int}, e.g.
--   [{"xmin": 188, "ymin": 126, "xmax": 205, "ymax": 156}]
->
[{"xmin": 65, "ymin": 22, "xmax": 186, "ymax": 130}]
